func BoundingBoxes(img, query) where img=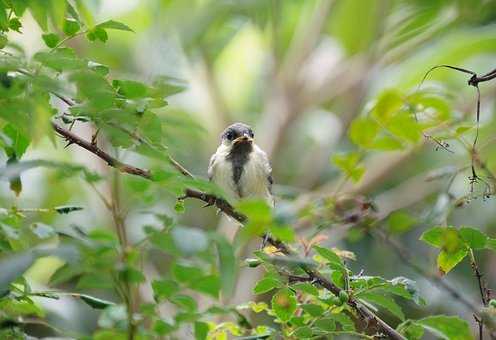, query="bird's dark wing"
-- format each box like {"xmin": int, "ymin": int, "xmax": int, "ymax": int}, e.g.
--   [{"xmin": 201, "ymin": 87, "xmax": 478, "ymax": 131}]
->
[{"xmin": 268, "ymin": 174, "xmax": 273, "ymax": 194}]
